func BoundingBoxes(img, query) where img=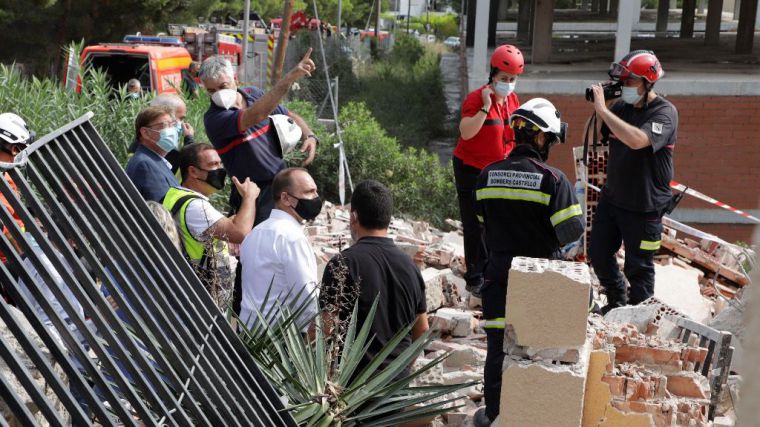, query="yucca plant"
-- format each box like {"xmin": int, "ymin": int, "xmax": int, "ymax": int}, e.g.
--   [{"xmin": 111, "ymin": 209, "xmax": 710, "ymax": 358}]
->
[{"xmin": 238, "ymin": 286, "xmax": 474, "ymax": 427}]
